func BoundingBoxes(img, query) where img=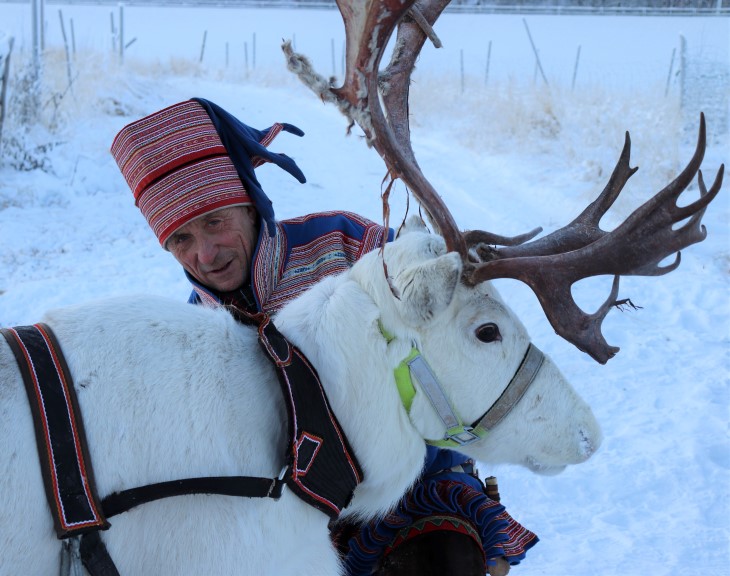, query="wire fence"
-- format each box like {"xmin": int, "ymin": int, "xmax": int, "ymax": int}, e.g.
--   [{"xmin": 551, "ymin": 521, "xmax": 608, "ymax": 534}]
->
[
  {"xmin": 0, "ymin": 0, "xmax": 728, "ymax": 16},
  {"xmin": 0, "ymin": 33, "xmax": 15, "ymax": 154},
  {"xmin": 2, "ymin": 0, "xmax": 728, "ymax": 143}
]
